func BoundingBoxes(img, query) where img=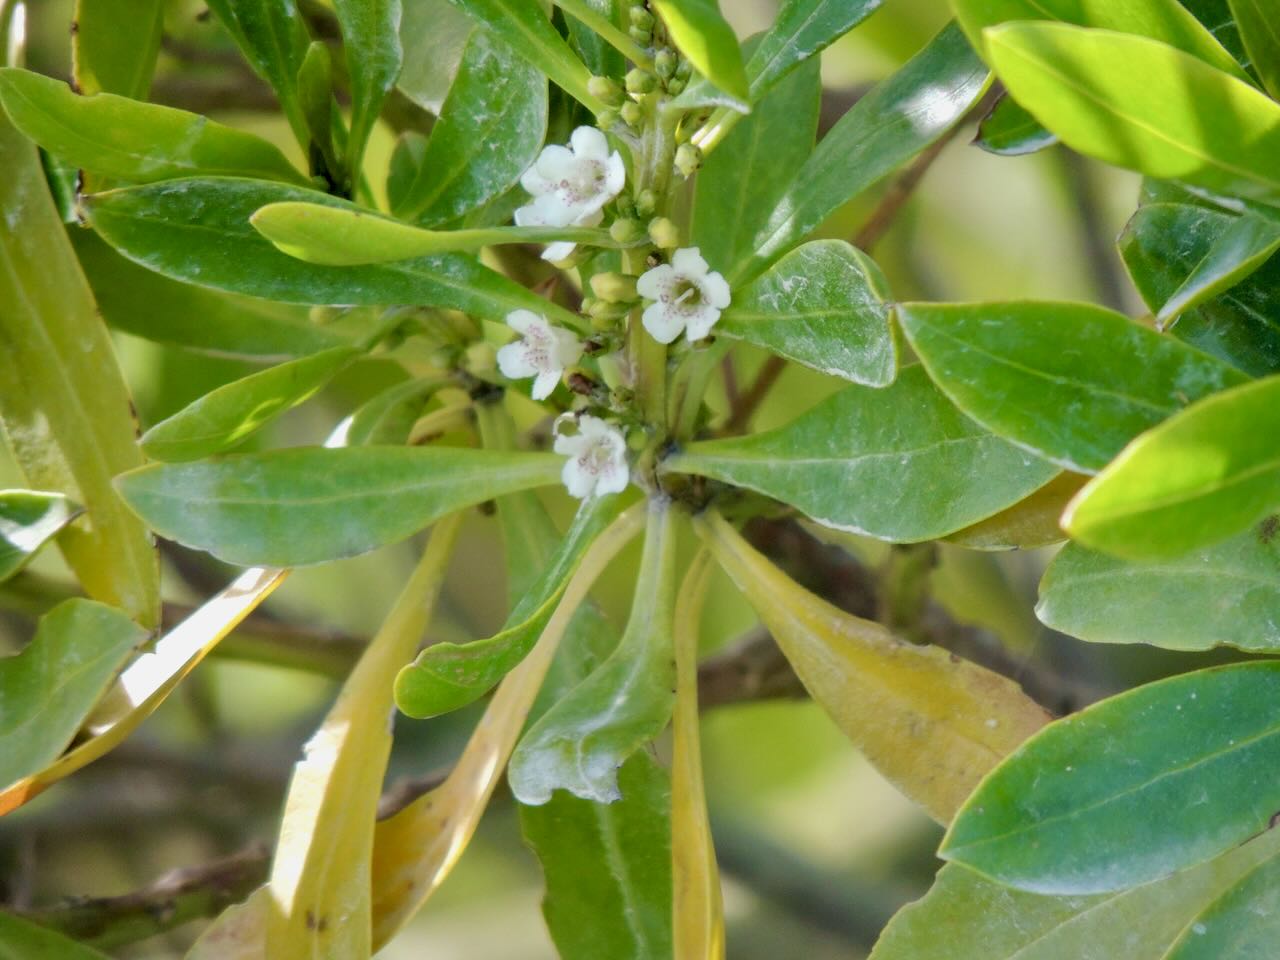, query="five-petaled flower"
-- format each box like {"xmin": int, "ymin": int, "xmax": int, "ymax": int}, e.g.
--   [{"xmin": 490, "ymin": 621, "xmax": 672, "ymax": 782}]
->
[
  {"xmin": 554, "ymin": 414, "xmax": 629, "ymax": 499},
  {"xmin": 636, "ymin": 247, "xmax": 731, "ymax": 344},
  {"xmin": 515, "ymin": 126, "xmax": 626, "ymax": 262},
  {"xmin": 496, "ymin": 310, "xmax": 584, "ymax": 400}
]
